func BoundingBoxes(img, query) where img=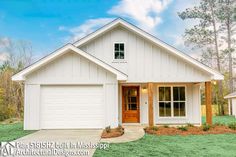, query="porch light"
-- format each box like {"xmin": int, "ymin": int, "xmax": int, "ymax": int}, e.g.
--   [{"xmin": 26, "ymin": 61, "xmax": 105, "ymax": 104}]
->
[
  {"xmin": 212, "ymin": 81, "xmax": 217, "ymax": 85},
  {"xmin": 142, "ymin": 86, "xmax": 148, "ymax": 93}
]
